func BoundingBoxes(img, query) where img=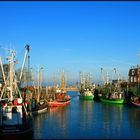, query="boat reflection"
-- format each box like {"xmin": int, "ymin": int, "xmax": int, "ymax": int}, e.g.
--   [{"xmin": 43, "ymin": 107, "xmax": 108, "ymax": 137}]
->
[
  {"xmin": 99, "ymin": 103, "xmax": 124, "ymax": 138},
  {"xmin": 127, "ymin": 107, "xmax": 140, "ymax": 137},
  {"xmin": 32, "ymin": 91, "xmax": 140, "ymax": 139},
  {"xmin": 33, "ymin": 114, "xmax": 43, "ymax": 139},
  {"xmin": 78, "ymin": 100, "xmax": 94, "ymax": 131},
  {"xmin": 47, "ymin": 107, "xmax": 68, "ymax": 139}
]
